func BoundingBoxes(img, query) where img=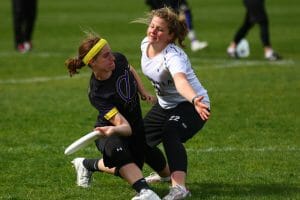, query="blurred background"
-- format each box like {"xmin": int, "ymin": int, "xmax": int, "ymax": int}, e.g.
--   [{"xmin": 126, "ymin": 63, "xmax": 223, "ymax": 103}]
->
[{"xmin": 0, "ymin": 0, "xmax": 299, "ymax": 199}]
